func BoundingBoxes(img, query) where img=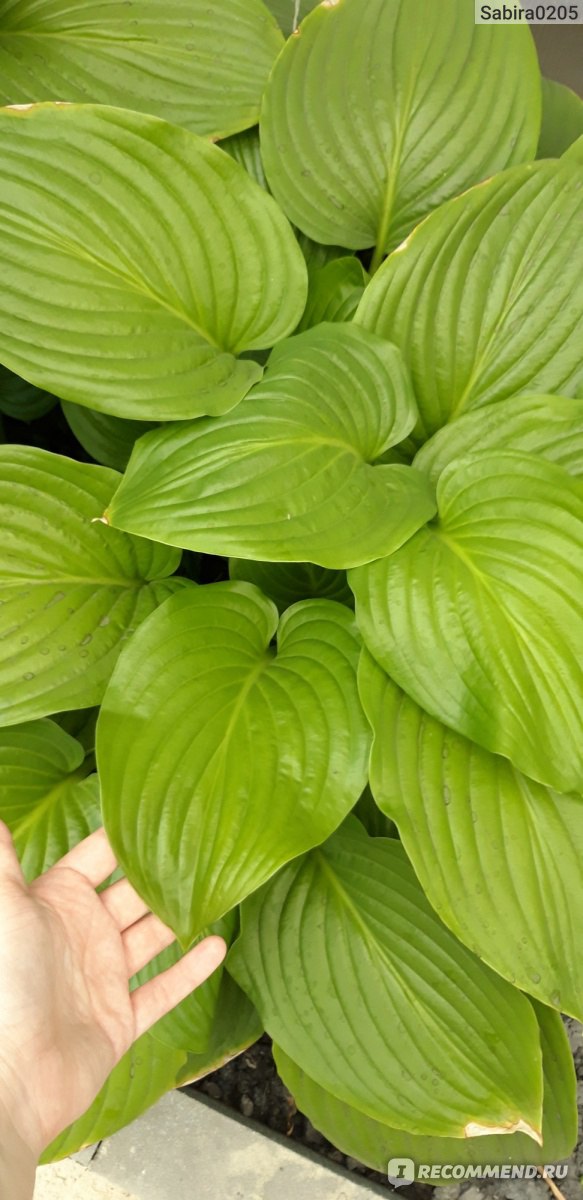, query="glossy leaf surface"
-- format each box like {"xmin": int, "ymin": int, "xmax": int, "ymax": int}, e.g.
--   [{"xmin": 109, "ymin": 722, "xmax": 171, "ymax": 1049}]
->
[
  {"xmin": 0, "ymin": 103, "xmax": 306, "ymax": 419},
  {"xmin": 360, "ymin": 654, "xmax": 583, "ymax": 1020},
  {"xmin": 0, "ymin": 718, "xmax": 99, "ymax": 880},
  {"xmin": 414, "ymin": 394, "xmax": 583, "ymax": 485},
  {"xmin": 0, "ymin": 446, "xmax": 182, "ymax": 725},
  {"xmin": 274, "ymin": 1001, "xmax": 576, "ymax": 1172},
  {"xmin": 260, "ymin": 0, "xmax": 540, "ymax": 257},
  {"xmin": 0, "ymin": 0, "xmax": 283, "ymax": 138},
  {"xmin": 229, "ymin": 823, "xmax": 543, "ymax": 1140},
  {"xmin": 351, "ymin": 452, "xmax": 583, "ymax": 793},
  {"xmin": 357, "ymin": 161, "xmax": 583, "ymax": 443},
  {"xmin": 98, "ymin": 585, "xmax": 370, "ymax": 943},
  {"xmin": 105, "ymin": 324, "xmax": 435, "ymax": 570}
]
